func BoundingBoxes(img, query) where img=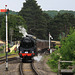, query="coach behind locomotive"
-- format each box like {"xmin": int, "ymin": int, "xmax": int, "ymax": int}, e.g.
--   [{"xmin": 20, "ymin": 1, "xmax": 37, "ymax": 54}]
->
[{"xmin": 19, "ymin": 35, "xmax": 37, "ymax": 59}]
